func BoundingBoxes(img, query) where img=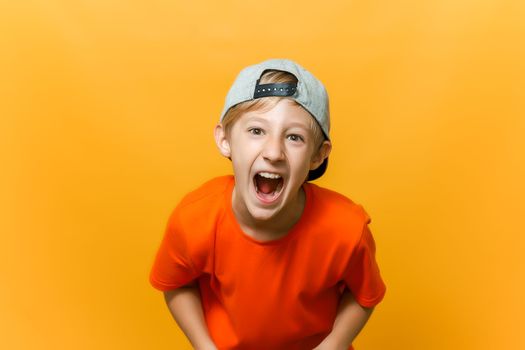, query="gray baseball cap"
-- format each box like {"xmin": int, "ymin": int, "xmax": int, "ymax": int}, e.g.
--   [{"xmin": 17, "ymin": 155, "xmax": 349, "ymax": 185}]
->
[{"xmin": 219, "ymin": 58, "xmax": 330, "ymax": 180}]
